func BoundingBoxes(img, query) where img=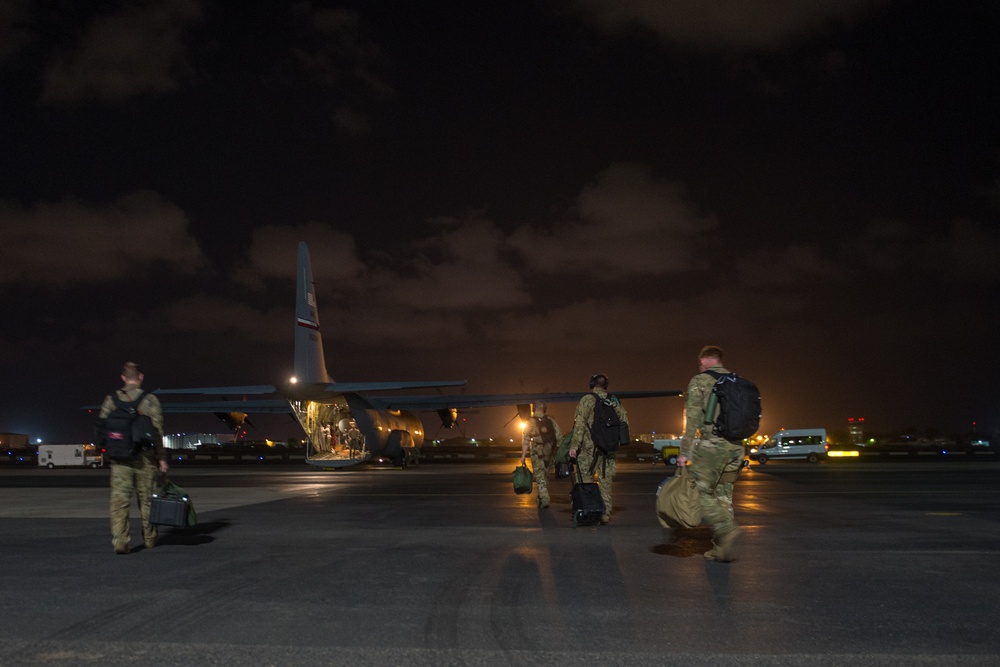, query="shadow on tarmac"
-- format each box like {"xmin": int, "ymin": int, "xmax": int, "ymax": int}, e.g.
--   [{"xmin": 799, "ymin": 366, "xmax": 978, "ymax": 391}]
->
[
  {"xmin": 156, "ymin": 519, "xmax": 232, "ymax": 546},
  {"xmin": 650, "ymin": 525, "xmax": 713, "ymax": 557}
]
